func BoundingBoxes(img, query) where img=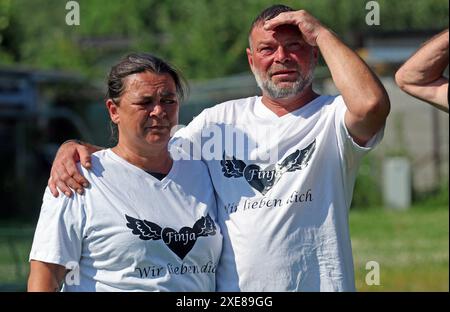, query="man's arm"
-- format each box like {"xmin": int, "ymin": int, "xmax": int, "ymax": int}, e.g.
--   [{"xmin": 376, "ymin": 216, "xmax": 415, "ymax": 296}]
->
[
  {"xmin": 395, "ymin": 29, "xmax": 449, "ymax": 113},
  {"xmin": 49, "ymin": 140, "xmax": 103, "ymax": 197},
  {"xmin": 28, "ymin": 260, "xmax": 67, "ymax": 292},
  {"xmin": 265, "ymin": 10, "xmax": 390, "ymax": 146}
]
